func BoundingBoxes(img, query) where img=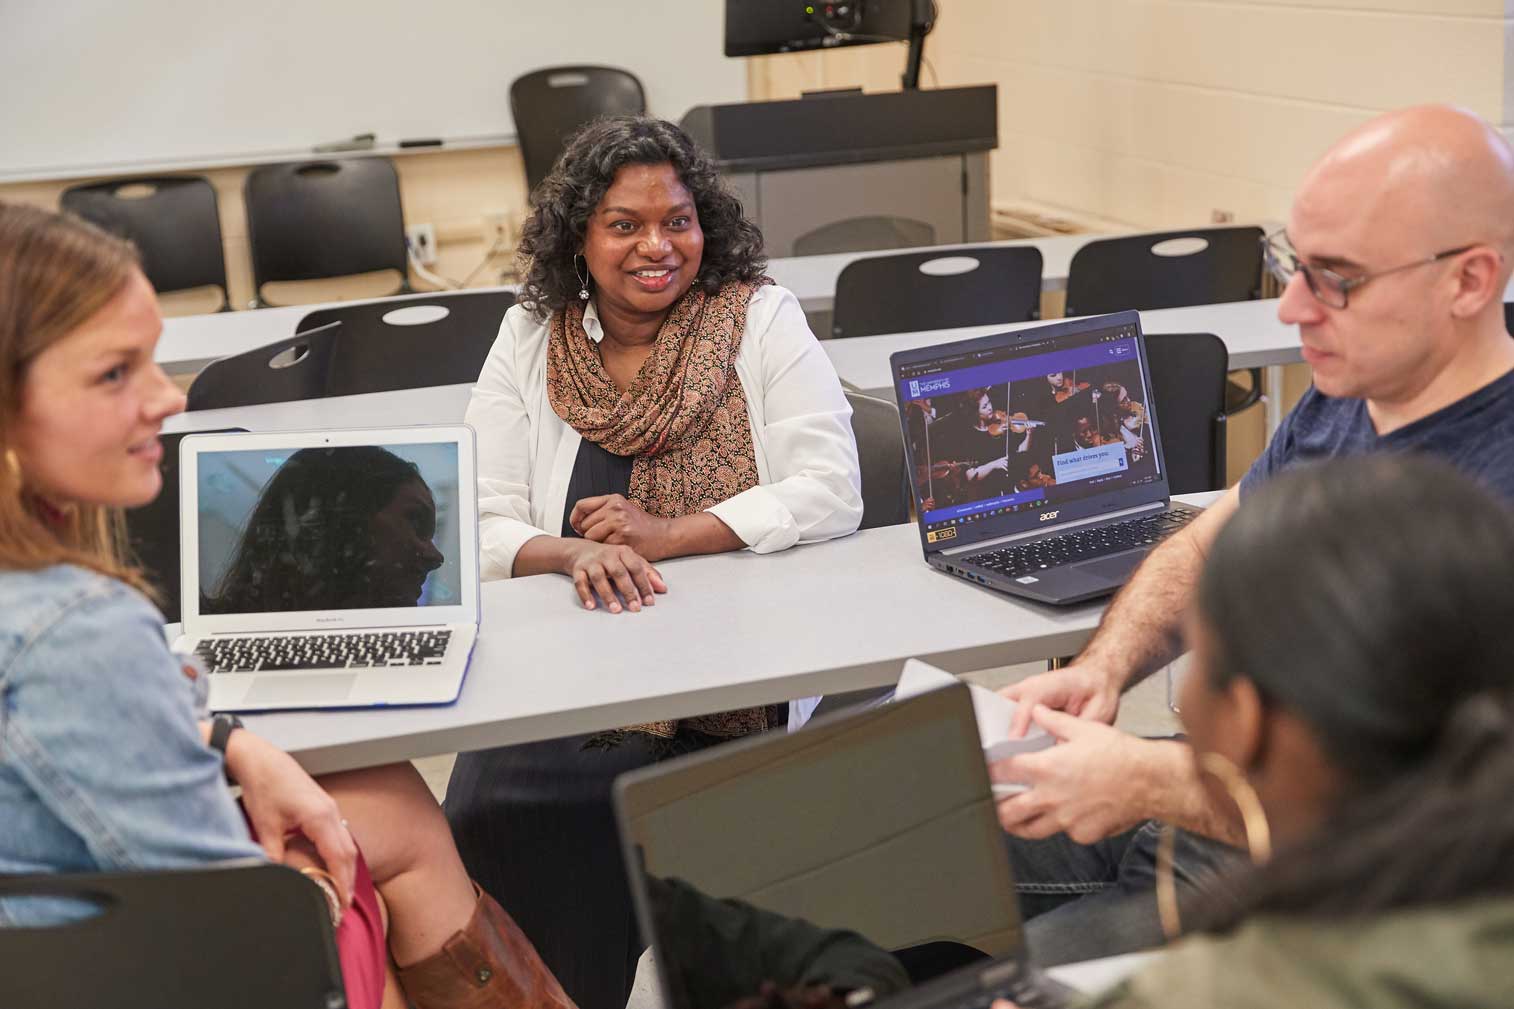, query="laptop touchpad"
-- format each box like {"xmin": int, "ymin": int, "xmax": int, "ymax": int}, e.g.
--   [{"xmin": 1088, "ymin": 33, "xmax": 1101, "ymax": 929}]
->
[
  {"xmin": 245, "ymin": 674, "xmax": 357, "ymax": 706},
  {"xmin": 1071, "ymin": 550, "xmax": 1147, "ymax": 583}
]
